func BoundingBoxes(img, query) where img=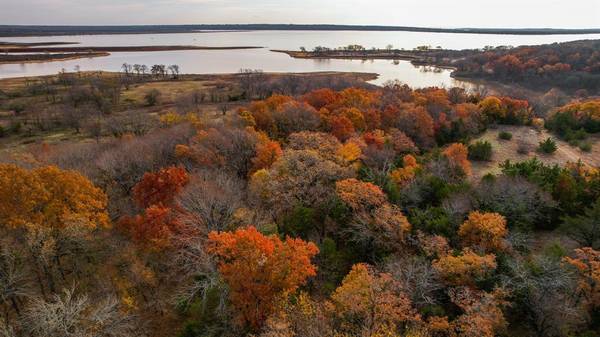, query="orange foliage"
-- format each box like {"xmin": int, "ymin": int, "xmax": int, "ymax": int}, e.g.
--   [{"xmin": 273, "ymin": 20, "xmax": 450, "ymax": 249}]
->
[
  {"xmin": 416, "ymin": 231, "xmax": 451, "ymax": 258},
  {"xmin": 0, "ymin": 164, "xmax": 109, "ymax": 231},
  {"xmin": 335, "ymin": 178, "xmax": 387, "ymax": 211},
  {"xmin": 207, "ymin": 227, "xmax": 319, "ymax": 330},
  {"xmin": 251, "ymin": 140, "xmax": 283, "ymax": 174},
  {"xmin": 337, "ymin": 140, "xmax": 362, "ymax": 163},
  {"xmin": 118, "ymin": 205, "xmax": 182, "ymax": 250},
  {"xmin": 132, "ymin": 166, "xmax": 189, "ymax": 209},
  {"xmin": 443, "ymin": 143, "xmax": 471, "ymax": 176},
  {"xmin": 302, "ymin": 88, "xmax": 339, "ymax": 110},
  {"xmin": 388, "ymin": 129, "xmax": 418, "ymax": 154},
  {"xmin": 432, "ymin": 249, "xmax": 497, "ymax": 287},
  {"xmin": 458, "ymin": 212, "xmax": 508, "ymax": 252},
  {"xmin": 362, "ymin": 129, "xmax": 386, "ymax": 149},
  {"xmin": 563, "ymin": 247, "xmax": 600, "ymax": 310},
  {"xmin": 330, "ymin": 115, "xmax": 355, "ymax": 141},
  {"xmin": 449, "ymin": 287, "xmax": 509, "ymax": 337},
  {"xmin": 330, "ymin": 263, "xmax": 420, "ymax": 335},
  {"xmin": 390, "ymin": 155, "xmax": 419, "ymax": 188}
]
